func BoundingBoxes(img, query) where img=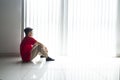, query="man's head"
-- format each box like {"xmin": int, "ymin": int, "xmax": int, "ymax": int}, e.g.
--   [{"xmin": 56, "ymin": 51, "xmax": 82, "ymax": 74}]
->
[{"xmin": 24, "ymin": 27, "xmax": 33, "ymax": 36}]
